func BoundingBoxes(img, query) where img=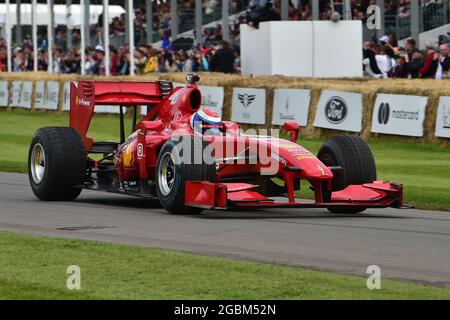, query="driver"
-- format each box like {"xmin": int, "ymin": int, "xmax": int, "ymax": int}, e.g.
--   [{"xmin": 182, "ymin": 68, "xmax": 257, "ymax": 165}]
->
[{"xmin": 190, "ymin": 108, "xmax": 222, "ymax": 136}]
